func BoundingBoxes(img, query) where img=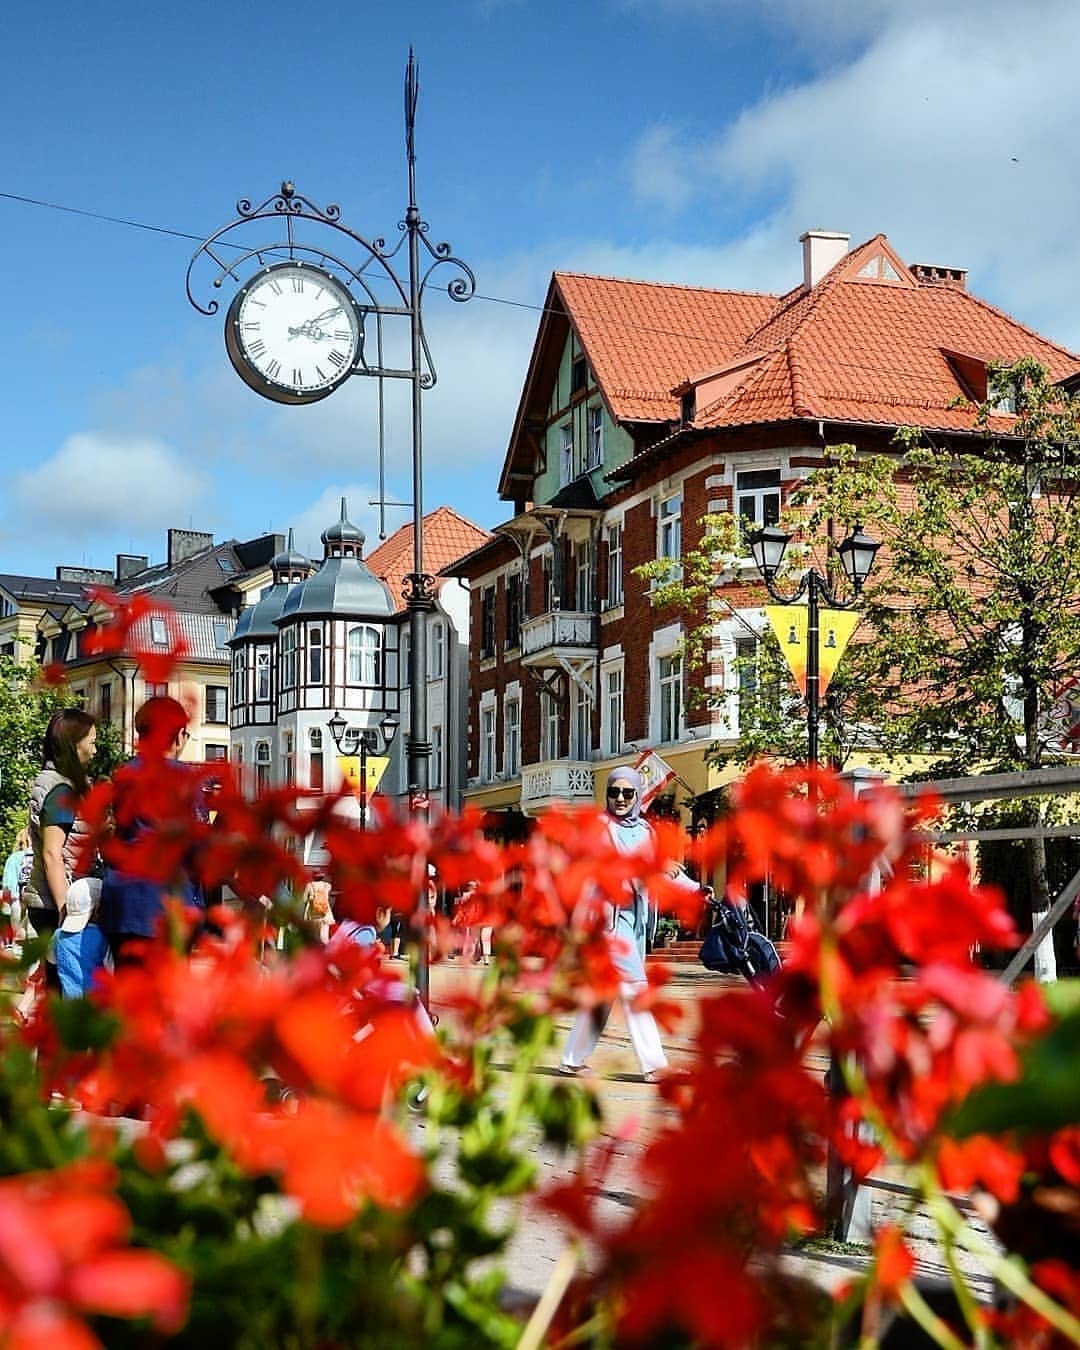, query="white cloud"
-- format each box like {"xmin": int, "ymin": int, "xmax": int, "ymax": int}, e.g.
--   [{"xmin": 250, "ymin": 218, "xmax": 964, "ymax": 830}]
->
[
  {"xmin": 10, "ymin": 432, "xmax": 207, "ymax": 536},
  {"xmin": 285, "ymin": 483, "xmax": 385, "ymax": 563},
  {"xmin": 628, "ymin": 125, "xmax": 698, "ymax": 212},
  {"xmin": 622, "ymin": 0, "xmax": 1080, "ymax": 348}
]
